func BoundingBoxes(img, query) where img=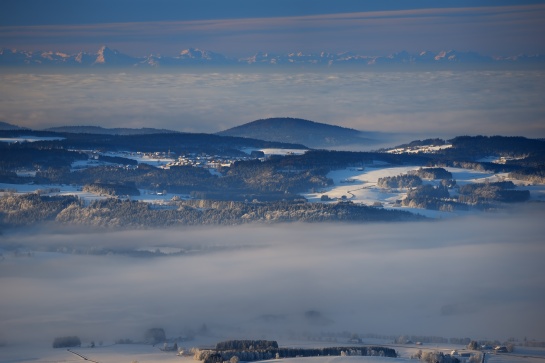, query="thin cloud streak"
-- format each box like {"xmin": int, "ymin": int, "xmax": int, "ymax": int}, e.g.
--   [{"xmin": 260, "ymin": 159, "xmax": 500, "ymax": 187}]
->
[{"xmin": 1, "ymin": 5, "xmax": 544, "ymax": 56}]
